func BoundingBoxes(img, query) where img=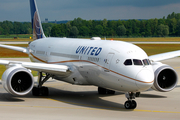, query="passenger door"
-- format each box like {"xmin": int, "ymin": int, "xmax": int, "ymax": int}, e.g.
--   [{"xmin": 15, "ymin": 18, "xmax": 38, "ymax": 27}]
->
[{"xmin": 104, "ymin": 53, "xmax": 114, "ymax": 70}]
